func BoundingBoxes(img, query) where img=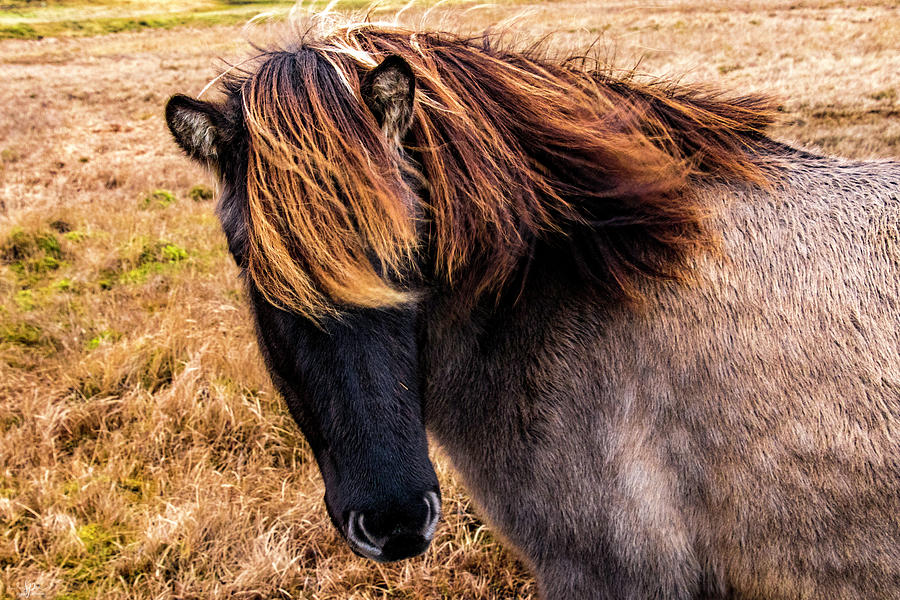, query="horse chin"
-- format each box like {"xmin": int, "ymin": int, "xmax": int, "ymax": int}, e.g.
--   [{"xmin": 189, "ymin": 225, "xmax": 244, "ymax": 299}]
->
[
  {"xmin": 346, "ymin": 530, "xmax": 433, "ymax": 563},
  {"xmin": 360, "ymin": 538, "xmax": 432, "ymax": 563}
]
